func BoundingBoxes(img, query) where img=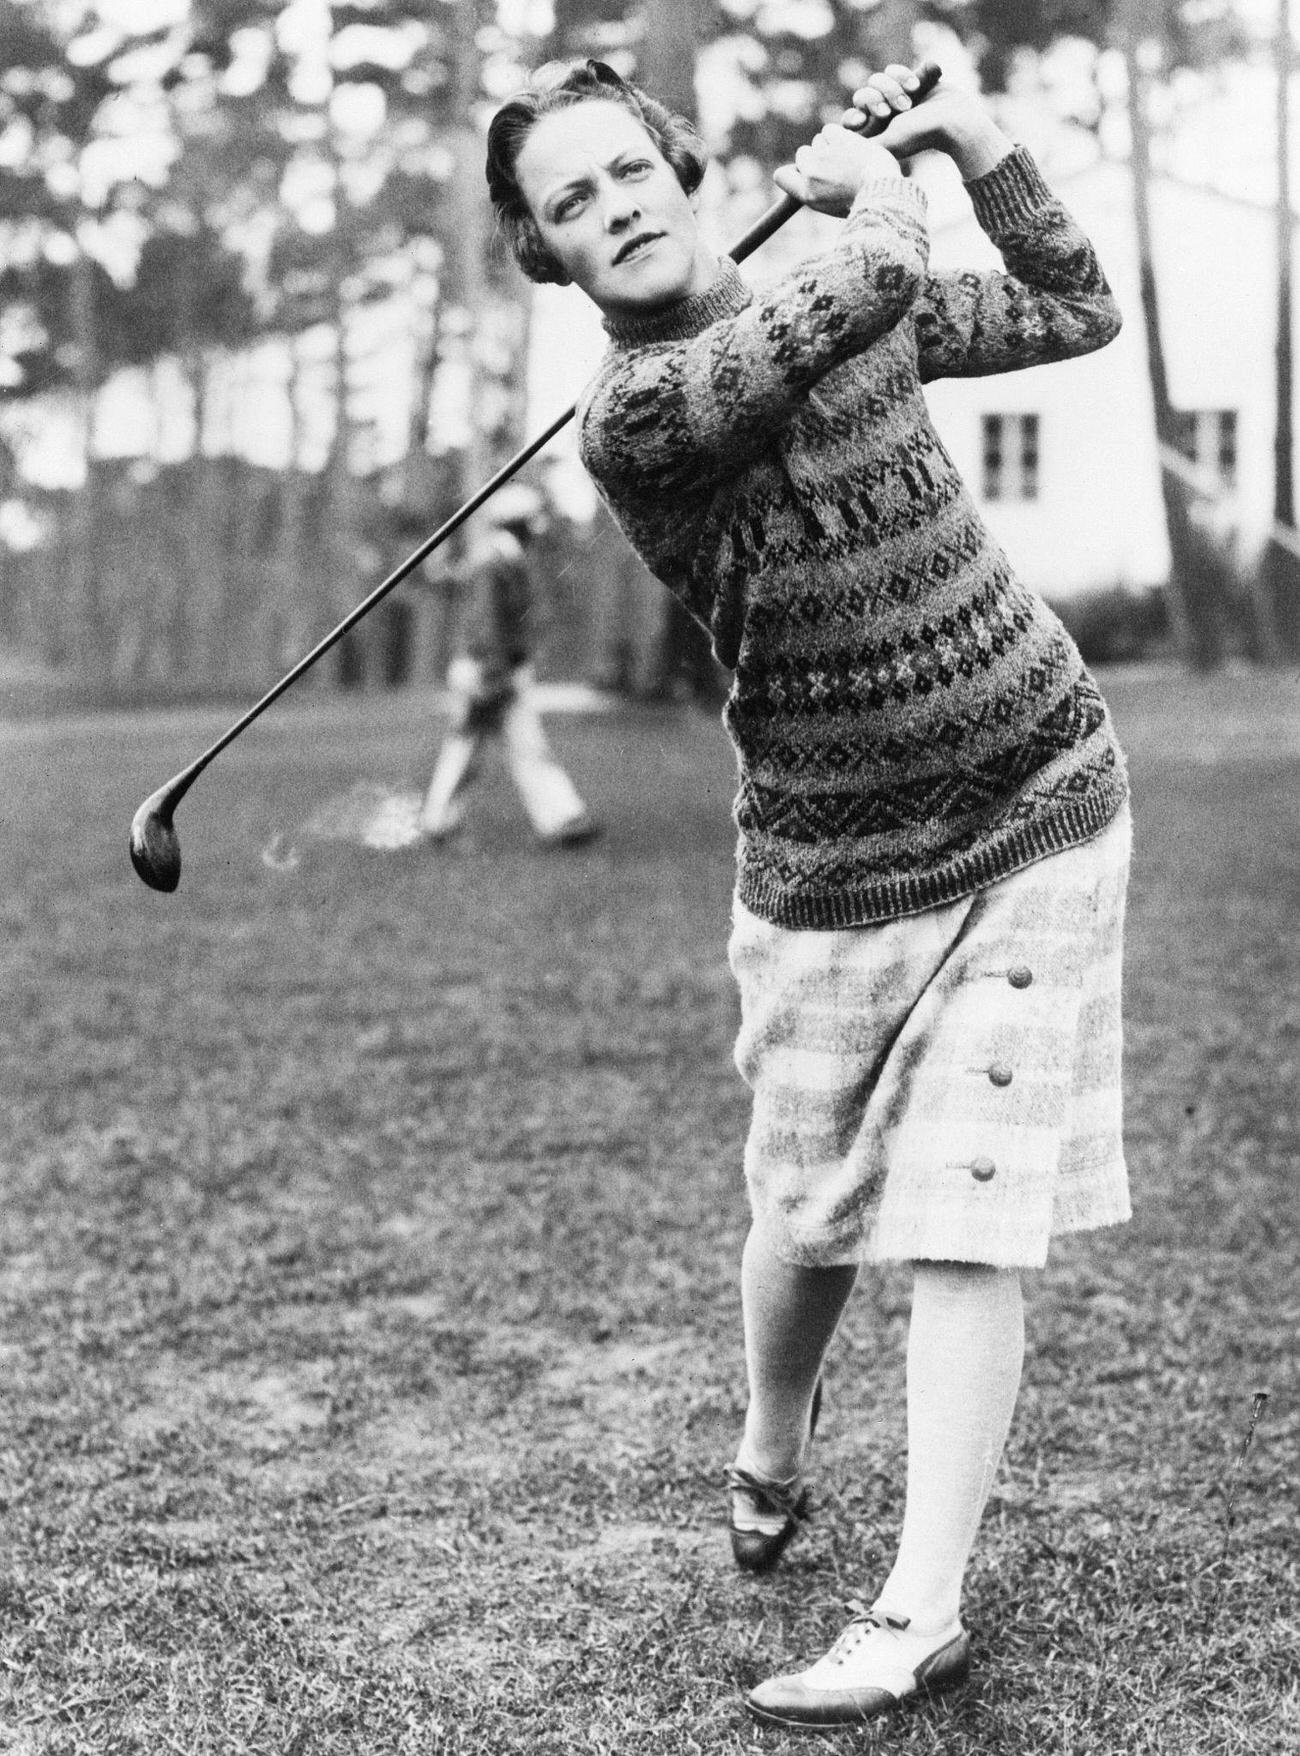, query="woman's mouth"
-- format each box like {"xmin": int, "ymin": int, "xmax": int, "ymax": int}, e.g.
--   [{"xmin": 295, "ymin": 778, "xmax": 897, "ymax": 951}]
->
[{"xmin": 614, "ymin": 232, "xmax": 663, "ymax": 265}]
